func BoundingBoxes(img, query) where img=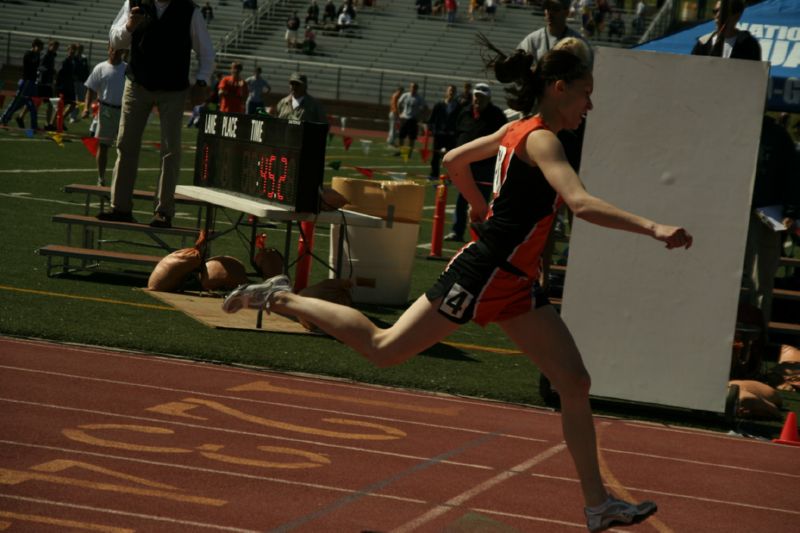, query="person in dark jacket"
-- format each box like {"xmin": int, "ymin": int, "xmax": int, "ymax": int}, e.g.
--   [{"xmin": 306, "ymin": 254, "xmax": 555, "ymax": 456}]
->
[
  {"xmin": 690, "ymin": 0, "xmax": 761, "ymax": 60},
  {"xmin": 444, "ymin": 82, "xmax": 507, "ymax": 242},
  {"xmin": 97, "ymin": 0, "xmax": 215, "ymax": 228},
  {"xmin": 0, "ymin": 38, "xmax": 43, "ymax": 130}
]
